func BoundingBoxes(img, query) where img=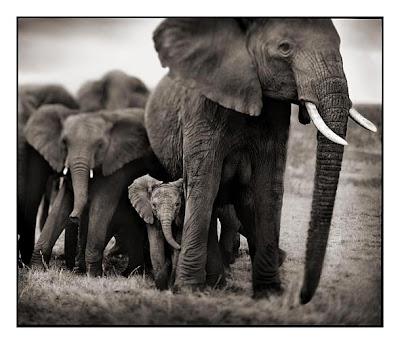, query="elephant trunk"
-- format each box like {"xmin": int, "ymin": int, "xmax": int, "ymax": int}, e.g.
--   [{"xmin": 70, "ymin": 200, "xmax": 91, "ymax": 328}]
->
[
  {"xmin": 159, "ymin": 213, "xmax": 181, "ymax": 250},
  {"xmin": 300, "ymin": 76, "xmax": 350, "ymax": 304},
  {"xmin": 69, "ymin": 159, "xmax": 90, "ymax": 223}
]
